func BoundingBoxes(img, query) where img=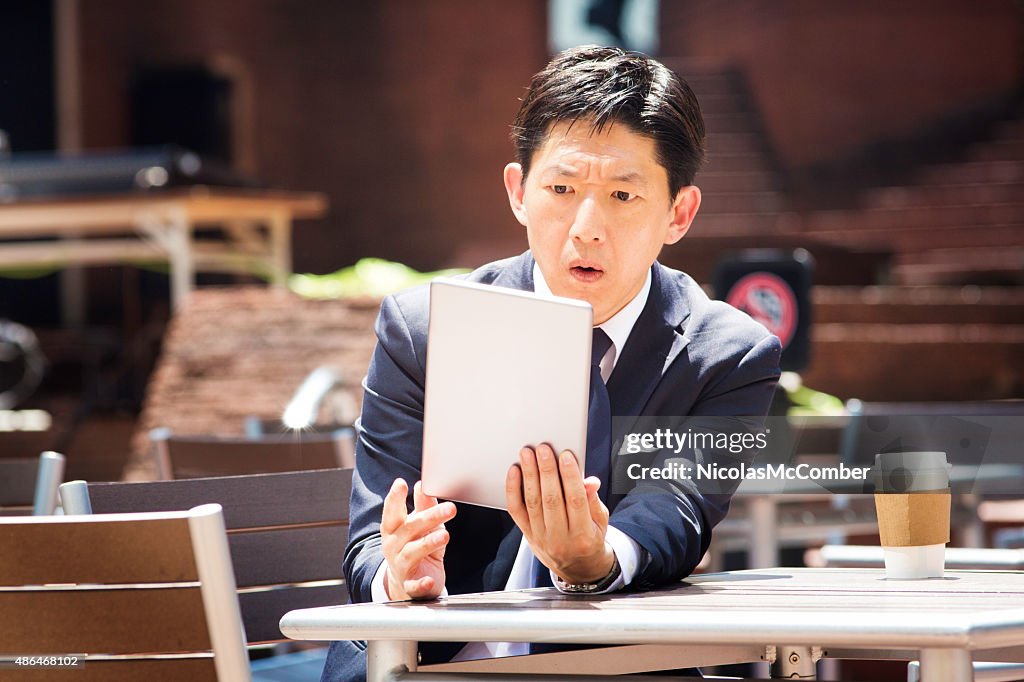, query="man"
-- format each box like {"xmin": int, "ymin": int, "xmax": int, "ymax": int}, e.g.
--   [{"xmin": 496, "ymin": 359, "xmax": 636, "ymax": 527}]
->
[{"xmin": 322, "ymin": 45, "xmax": 781, "ymax": 681}]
